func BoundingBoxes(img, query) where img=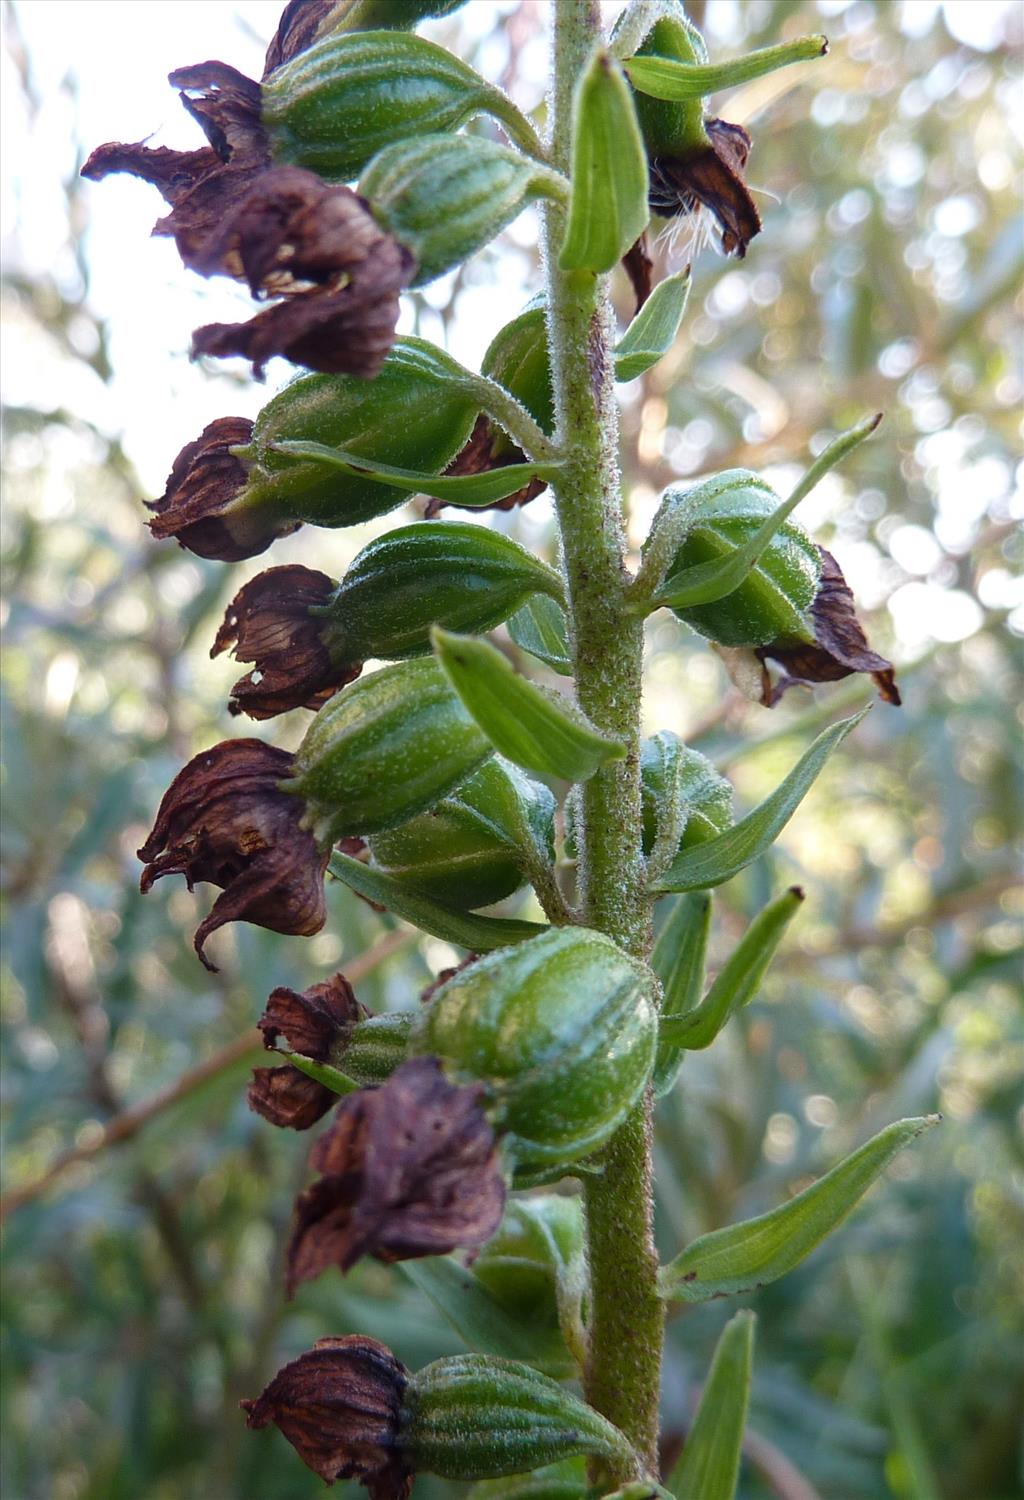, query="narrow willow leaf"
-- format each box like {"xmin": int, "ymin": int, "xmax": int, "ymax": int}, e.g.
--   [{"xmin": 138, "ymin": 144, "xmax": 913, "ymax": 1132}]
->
[
  {"xmin": 328, "ymin": 850, "xmax": 548, "ymax": 949},
  {"xmin": 667, "ymin": 1311, "xmax": 755, "ymax": 1500},
  {"xmin": 660, "ymin": 1115, "xmax": 941, "ymax": 1302},
  {"xmin": 560, "ymin": 47, "xmax": 649, "ymax": 273},
  {"xmin": 651, "ymin": 892, "xmax": 711, "ymax": 1096},
  {"xmin": 613, "ymin": 270, "xmax": 691, "ymax": 381},
  {"xmin": 508, "ymin": 595, "xmax": 573, "ymax": 675},
  {"xmin": 280, "ymin": 1050, "xmax": 360, "ymax": 1096},
  {"xmin": 653, "ymin": 414, "xmax": 882, "ymax": 610},
  {"xmin": 624, "ymin": 35, "xmax": 828, "ymax": 100},
  {"xmin": 654, "ymin": 710, "xmax": 867, "ymax": 892},
  {"xmin": 433, "ymin": 628, "xmax": 626, "ymax": 782},
  {"xmin": 270, "ymin": 439, "xmax": 562, "ymax": 507},
  {"xmin": 660, "ymin": 886, "xmax": 803, "ymax": 1050},
  {"xmin": 402, "ymin": 1258, "xmax": 572, "ymax": 1373}
]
